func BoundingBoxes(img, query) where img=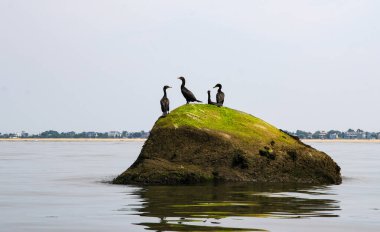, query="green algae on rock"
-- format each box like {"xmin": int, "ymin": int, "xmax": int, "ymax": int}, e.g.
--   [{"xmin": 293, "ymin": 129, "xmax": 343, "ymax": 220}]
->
[{"xmin": 113, "ymin": 104, "xmax": 342, "ymax": 185}]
